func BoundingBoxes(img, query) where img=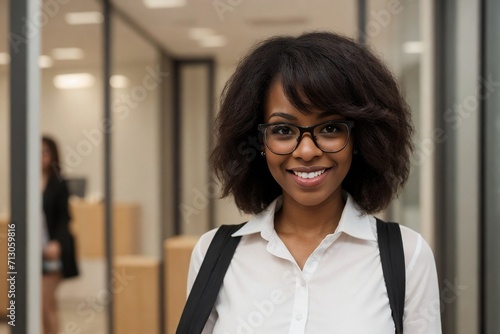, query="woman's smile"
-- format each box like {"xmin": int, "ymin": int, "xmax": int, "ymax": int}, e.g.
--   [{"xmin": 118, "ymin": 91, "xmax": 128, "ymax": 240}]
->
[{"xmin": 287, "ymin": 166, "xmax": 332, "ymax": 187}]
